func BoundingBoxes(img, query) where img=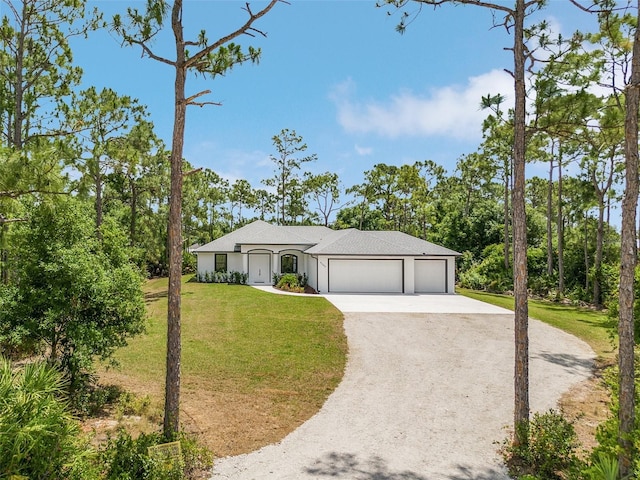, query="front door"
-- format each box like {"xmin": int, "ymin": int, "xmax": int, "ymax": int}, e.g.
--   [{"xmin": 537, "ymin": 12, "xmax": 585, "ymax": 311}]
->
[{"xmin": 248, "ymin": 253, "xmax": 271, "ymax": 284}]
